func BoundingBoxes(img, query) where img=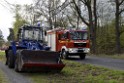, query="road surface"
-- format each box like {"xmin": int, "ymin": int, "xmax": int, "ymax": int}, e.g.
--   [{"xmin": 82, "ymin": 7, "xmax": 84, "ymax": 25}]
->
[
  {"xmin": 0, "ymin": 61, "xmax": 32, "ymax": 83},
  {"xmin": 69, "ymin": 56, "xmax": 124, "ymax": 71}
]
